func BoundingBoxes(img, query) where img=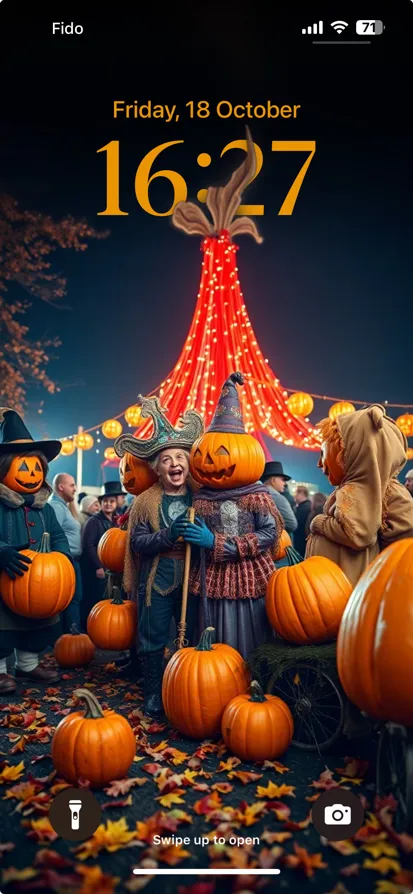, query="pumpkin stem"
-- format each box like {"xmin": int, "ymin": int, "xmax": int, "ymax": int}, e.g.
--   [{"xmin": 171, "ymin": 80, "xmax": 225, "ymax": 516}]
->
[
  {"xmin": 195, "ymin": 627, "xmax": 216, "ymax": 651},
  {"xmin": 69, "ymin": 624, "xmax": 80, "ymax": 636},
  {"xmin": 37, "ymin": 532, "xmax": 51, "ymax": 554},
  {"xmin": 249, "ymin": 680, "xmax": 267, "ymax": 703},
  {"xmin": 74, "ymin": 688, "xmax": 105, "ymax": 719},
  {"xmin": 286, "ymin": 547, "xmax": 303, "ymax": 566},
  {"xmin": 111, "ymin": 586, "xmax": 124, "ymax": 605}
]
